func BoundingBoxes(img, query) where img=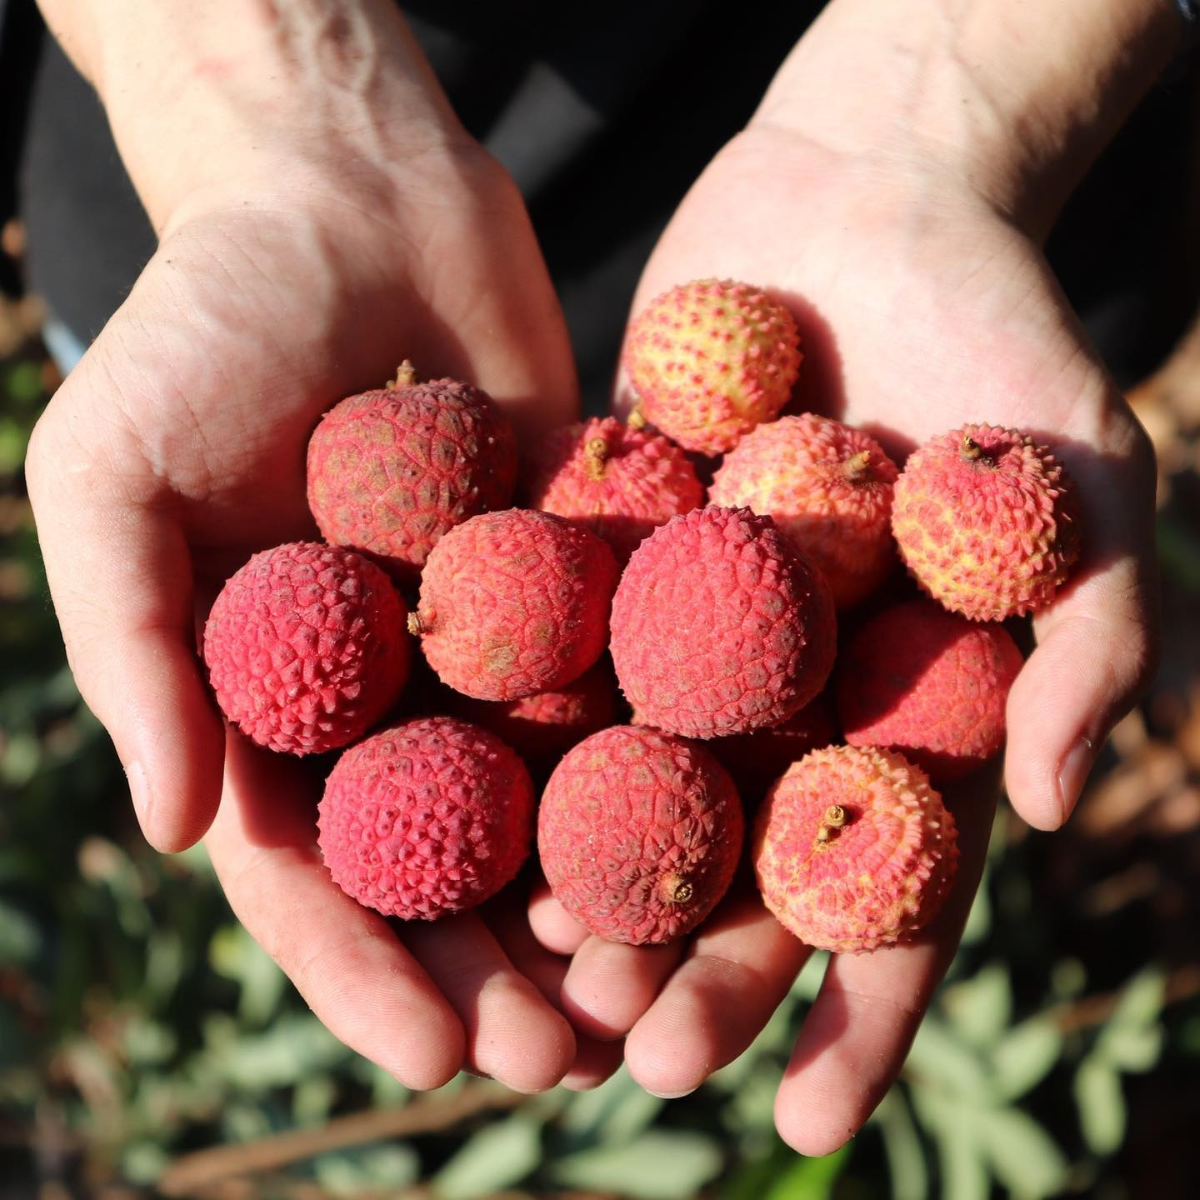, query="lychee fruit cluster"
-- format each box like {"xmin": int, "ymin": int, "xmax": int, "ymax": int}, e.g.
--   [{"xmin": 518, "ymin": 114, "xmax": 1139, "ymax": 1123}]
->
[
  {"xmin": 624, "ymin": 279, "xmax": 801, "ymax": 455},
  {"xmin": 194, "ymin": 284, "xmax": 1080, "ymax": 961}
]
